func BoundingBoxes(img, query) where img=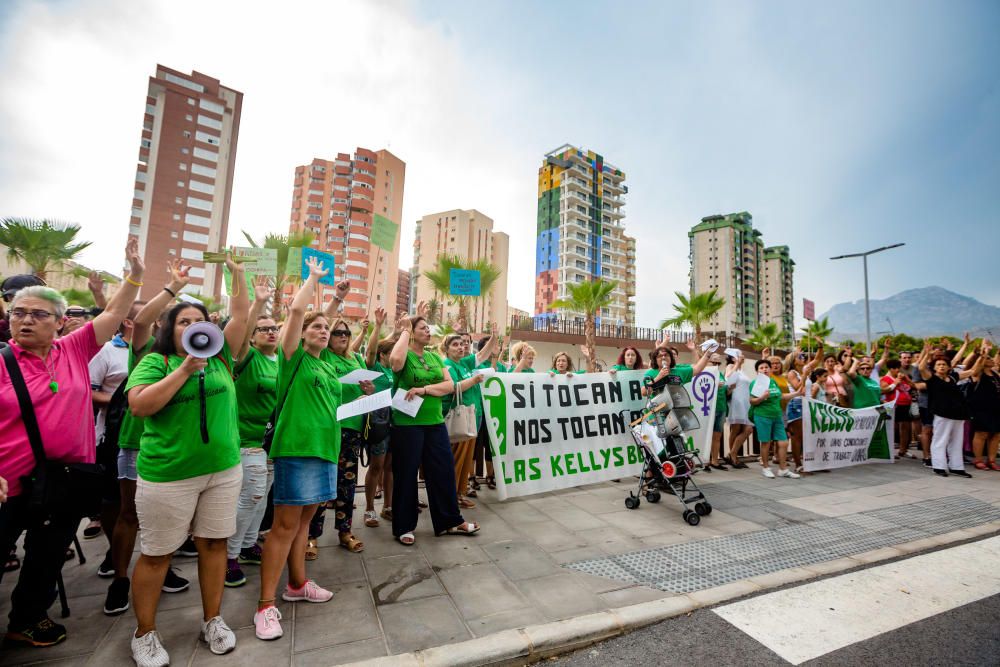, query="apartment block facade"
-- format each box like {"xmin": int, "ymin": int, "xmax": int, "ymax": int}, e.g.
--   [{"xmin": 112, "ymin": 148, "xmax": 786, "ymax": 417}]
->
[
  {"xmin": 762, "ymin": 245, "xmax": 795, "ymax": 333},
  {"xmin": 534, "ymin": 144, "xmax": 636, "ymax": 326},
  {"xmin": 412, "ymin": 209, "xmax": 509, "ymax": 331},
  {"xmin": 127, "ymin": 65, "xmax": 242, "ymax": 299},
  {"xmin": 396, "ymin": 268, "xmax": 411, "ymax": 317},
  {"xmin": 288, "ymin": 149, "xmax": 405, "ymax": 320}
]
